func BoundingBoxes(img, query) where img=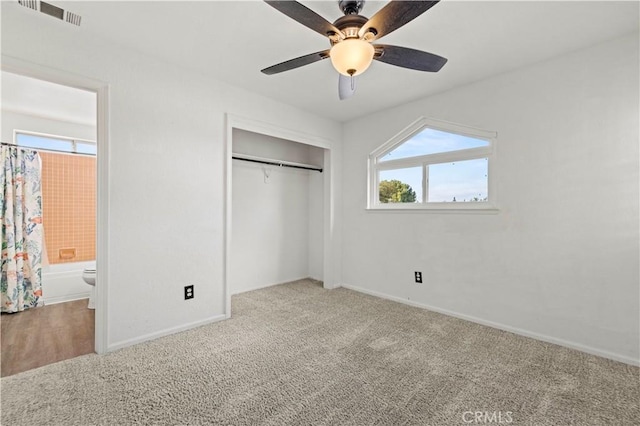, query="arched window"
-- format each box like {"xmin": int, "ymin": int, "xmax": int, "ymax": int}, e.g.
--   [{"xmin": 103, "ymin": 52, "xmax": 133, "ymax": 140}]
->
[{"xmin": 368, "ymin": 117, "xmax": 497, "ymax": 211}]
